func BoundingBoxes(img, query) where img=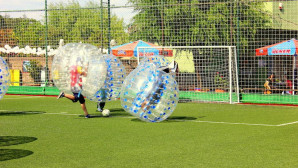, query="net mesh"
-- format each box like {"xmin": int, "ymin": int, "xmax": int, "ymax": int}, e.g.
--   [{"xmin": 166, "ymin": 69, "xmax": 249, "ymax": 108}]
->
[
  {"xmin": 137, "ymin": 46, "xmax": 239, "ymax": 103},
  {"xmin": 0, "ymin": 0, "xmax": 297, "ymax": 104}
]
